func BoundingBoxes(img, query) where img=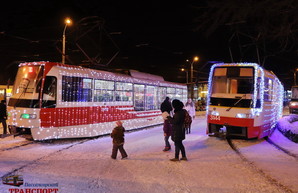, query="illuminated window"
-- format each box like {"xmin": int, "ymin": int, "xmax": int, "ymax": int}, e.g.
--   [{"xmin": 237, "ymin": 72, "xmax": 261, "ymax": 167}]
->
[
  {"xmin": 115, "ymin": 82, "xmax": 133, "ymax": 101},
  {"xmin": 146, "ymin": 85, "xmax": 158, "ymax": 110},
  {"xmin": 166, "ymin": 87, "xmax": 176, "ymax": 99},
  {"xmin": 176, "ymin": 88, "xmax": 183, "ymax": 101},
  {"xmin": 212, "ymin": 67, "xmax": 254, "ymax": 94},
  {"xmin": 134, "ymin": 84, "xmax": 145, "ymax": 111},
  {"xmin": 62, "ymin": 76, "xmax": 93, "ymax": 102},
  {"xmin": 42, "ymin": 76, "xmax": 57, "ymax": 108},
  {"xmin": 94, "ymin": 80, "xmax": 114, "ymax": 102},
  {"xmin": 158, "ymin": 87, "xmax": 167, "ymax": 105},
  {"xmin": 264, "ymin": 78, "xmax": 273, "ymax": 102},
  {"xmin": 182, "ymin": 89, "xmax": 188, "ymax": 101},
  {"xmin": 13, "ymin": 66, "xmax": 43, "ymax": 94}
]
